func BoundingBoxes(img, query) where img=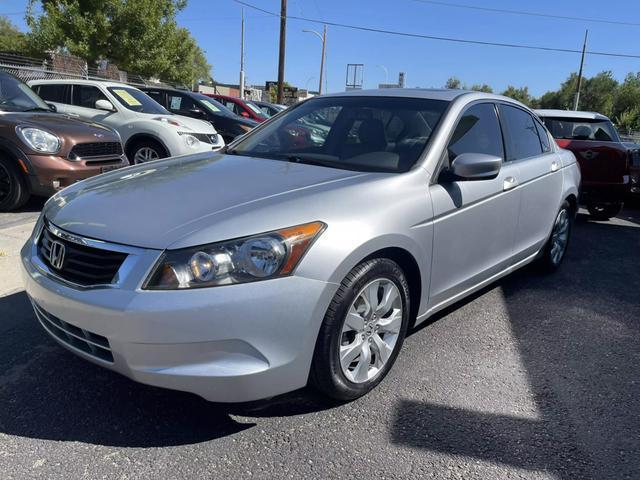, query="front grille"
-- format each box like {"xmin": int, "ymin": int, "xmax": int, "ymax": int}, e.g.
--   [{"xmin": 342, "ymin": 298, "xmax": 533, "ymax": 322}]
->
[
  {"xmin": 69, "ymin": 142, "xmax": 123, "ymax": 159},
  {"xmin": 31, "ymin": 300, "xmax": 113, "ymax": 363},
  {"xmin": 38, "ymin": 227, "xmax": 127, "ymax": 286},
  {"xmin": 192, "ymin": 133, "xmax": 219, "ymax": 144}
]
